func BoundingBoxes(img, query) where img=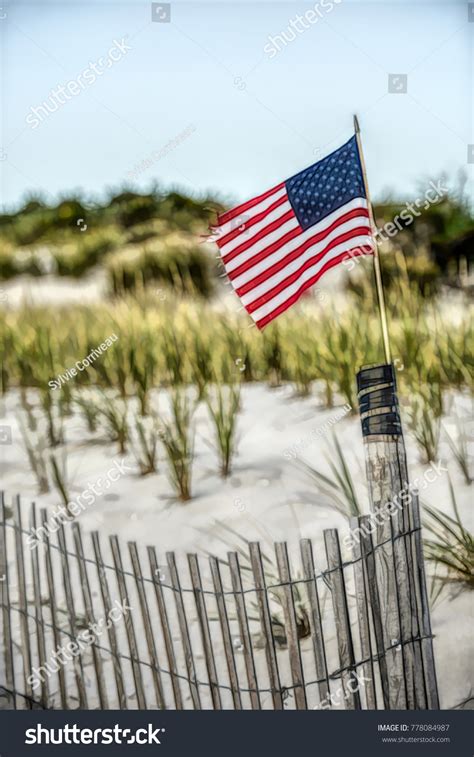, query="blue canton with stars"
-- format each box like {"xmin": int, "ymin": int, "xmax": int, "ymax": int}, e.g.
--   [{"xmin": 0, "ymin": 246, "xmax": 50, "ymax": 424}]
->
[{"xmin": 285, "ymin": 136, "xmax": 366, "ymax": 231}]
